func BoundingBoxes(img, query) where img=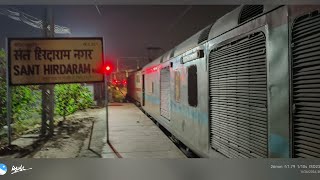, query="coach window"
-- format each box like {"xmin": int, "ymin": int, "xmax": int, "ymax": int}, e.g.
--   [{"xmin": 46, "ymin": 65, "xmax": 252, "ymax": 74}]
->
[
  {"xmin": 151, "ymin": 82, "xmax": 154, "ymax": 94},
  {"xmin": 175, "ymin": 71, "xmax": 181, "ymax": 102},
  {"xmin": 188, "ymin": 65, "xmax": 198, "ymax": 107}
]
